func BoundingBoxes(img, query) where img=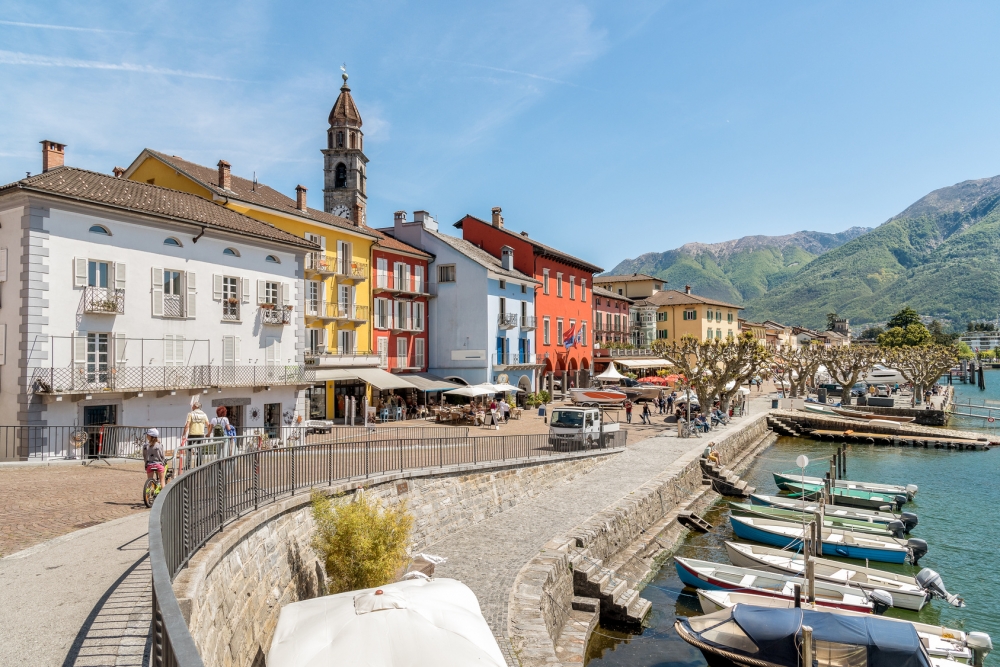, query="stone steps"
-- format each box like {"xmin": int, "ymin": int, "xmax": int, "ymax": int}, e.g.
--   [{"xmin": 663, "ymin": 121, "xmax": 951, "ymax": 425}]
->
[{"xmin": 570, "ymin": 549, "xmax": 650, "ymax": 626}]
